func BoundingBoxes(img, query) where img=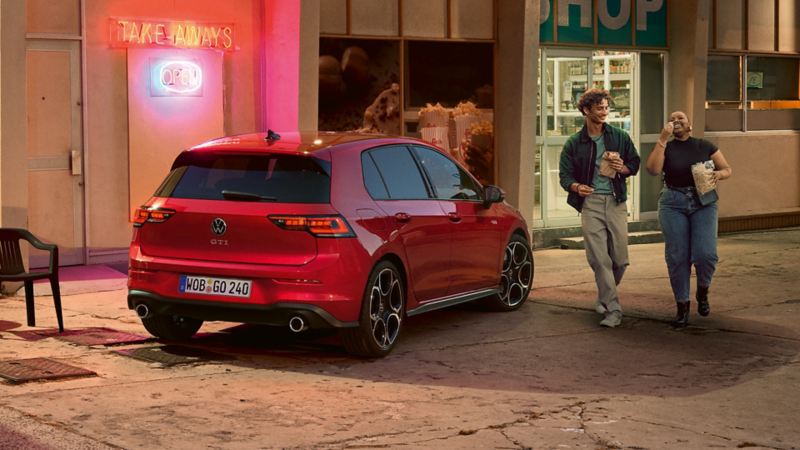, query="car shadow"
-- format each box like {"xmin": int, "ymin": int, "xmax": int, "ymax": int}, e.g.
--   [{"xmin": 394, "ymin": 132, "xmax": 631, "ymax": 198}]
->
[{"xmin": 150, "ymin": 300, "xmax": 800, "ymax": 398}]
